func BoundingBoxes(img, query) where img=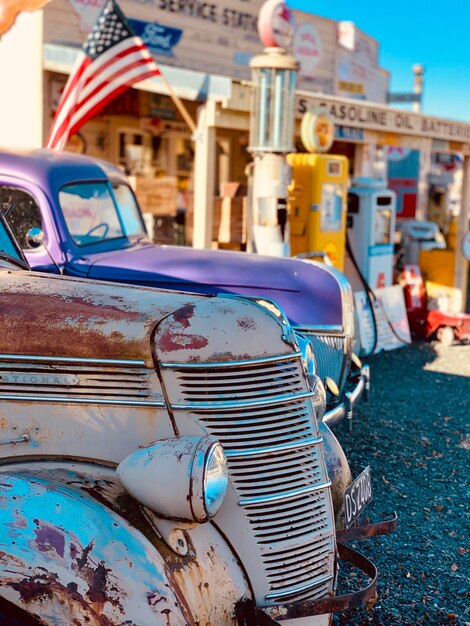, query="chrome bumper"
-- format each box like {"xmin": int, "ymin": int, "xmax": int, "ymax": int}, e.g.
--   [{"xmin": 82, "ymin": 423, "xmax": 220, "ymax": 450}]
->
[{"xmin": 324, "ymin": 365, "xmax": 370, "ymax": 428}]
